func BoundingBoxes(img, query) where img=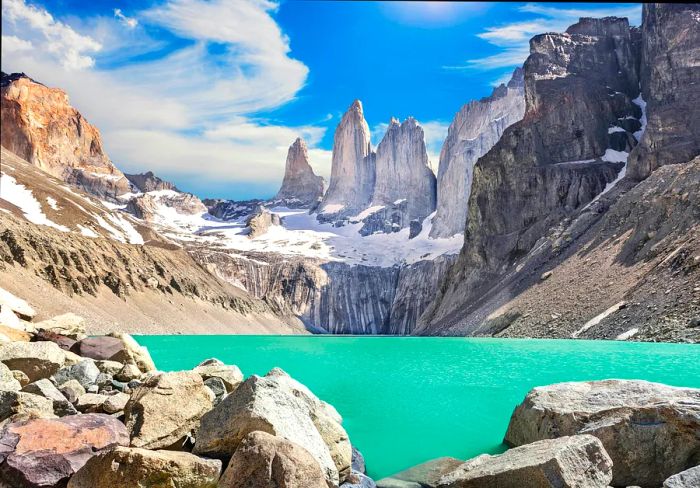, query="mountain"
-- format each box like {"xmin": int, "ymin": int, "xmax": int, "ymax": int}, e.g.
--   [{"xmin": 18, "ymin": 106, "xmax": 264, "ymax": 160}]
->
[
  {"xmin": 272, "ymin": 137, "xmax": 325, "ymax": 208},
  {"xmin": 125, "ymin": 171, "xmax": 179, "ymax": 193},
  {"xmin": 417, "ymin": 5, "xmax": 700, "ymax": 342},
  {"xmin": 318, "ymin": 100, "xmax": 375, "ymax": 217},
  {"xmin": 430, "ymin": 68, "xmax": 525, "ymax": 238},
  {"xmin": 1, "ymin": 72, "xmax": 131, "ymax": 199}
]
